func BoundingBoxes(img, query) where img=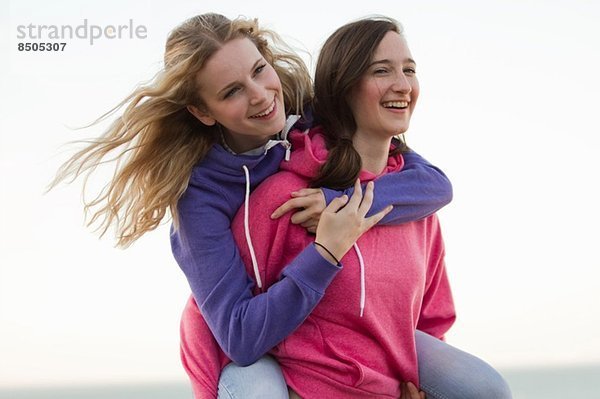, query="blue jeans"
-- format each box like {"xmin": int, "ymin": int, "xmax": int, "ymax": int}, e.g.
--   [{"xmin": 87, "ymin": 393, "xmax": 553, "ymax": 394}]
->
[
  {"xmin": 217, "ymin": 330, "xmax": 512, "ymax": 399},
  {"xmin": 416, "ymin": 330, "xmax": 512, "ymax": 399},
  {"xmin": 218, "ymin": 355, "xmax": 289, "ymax": 399}
]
